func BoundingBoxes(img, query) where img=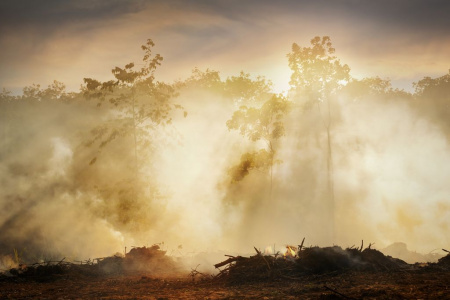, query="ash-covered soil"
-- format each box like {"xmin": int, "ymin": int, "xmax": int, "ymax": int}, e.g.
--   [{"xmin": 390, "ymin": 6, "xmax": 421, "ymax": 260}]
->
[
  {"xmin": 0, "ymin": 268, "xmax": 449, "ymax": 299},
  {"xmin": 1, "ymin": 245, "xmax": 449, "ymax": 299}
]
